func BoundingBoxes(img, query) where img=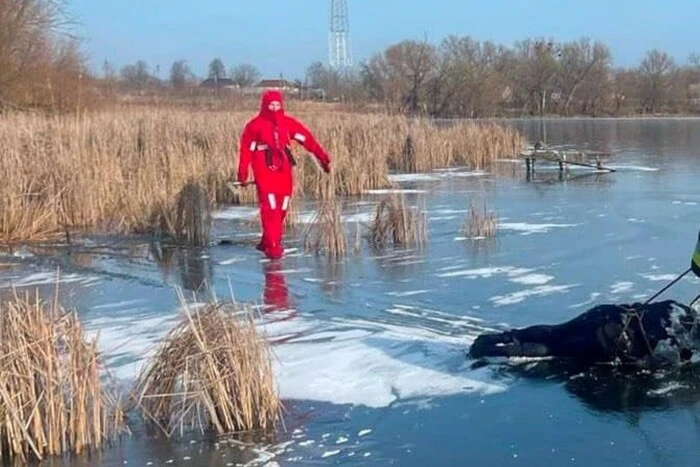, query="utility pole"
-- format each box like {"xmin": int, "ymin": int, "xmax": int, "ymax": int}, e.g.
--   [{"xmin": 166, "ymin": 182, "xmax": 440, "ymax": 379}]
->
[{"xmin": 329, "ymin": 0, "xmax": 352, "ymax": 70}]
